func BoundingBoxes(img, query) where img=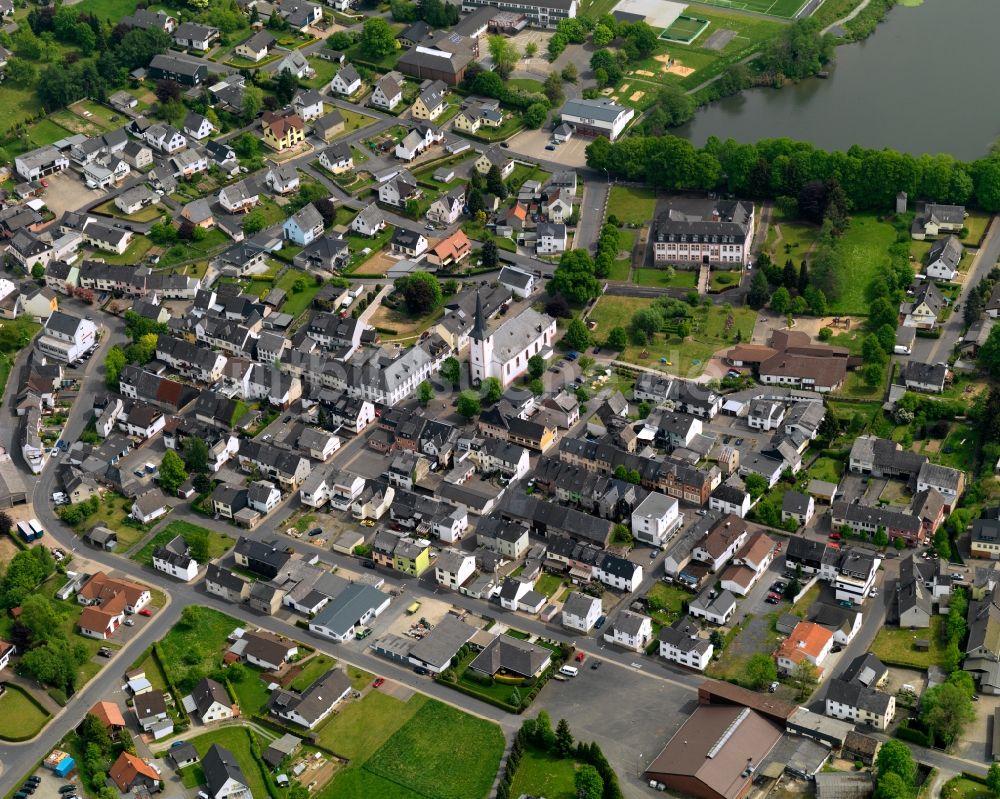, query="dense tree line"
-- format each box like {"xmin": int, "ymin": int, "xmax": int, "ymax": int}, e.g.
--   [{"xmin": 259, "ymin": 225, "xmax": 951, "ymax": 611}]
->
[{"xmin": 587, "ymin": 135, "xmax": 1000, "ymax": 211}]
